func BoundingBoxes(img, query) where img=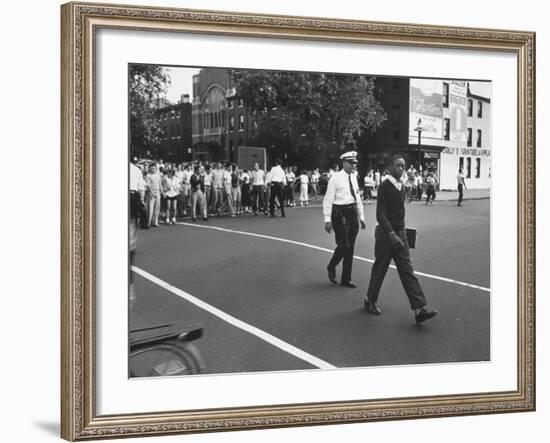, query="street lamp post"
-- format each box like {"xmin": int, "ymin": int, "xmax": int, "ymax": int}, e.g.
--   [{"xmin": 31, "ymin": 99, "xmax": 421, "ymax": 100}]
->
[{"xmin": 414, "ymin": 118, "xmax": 423, "ymax": 172}]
